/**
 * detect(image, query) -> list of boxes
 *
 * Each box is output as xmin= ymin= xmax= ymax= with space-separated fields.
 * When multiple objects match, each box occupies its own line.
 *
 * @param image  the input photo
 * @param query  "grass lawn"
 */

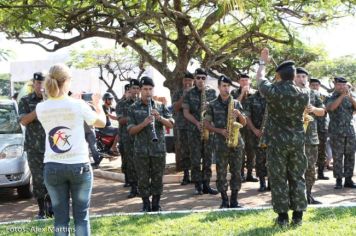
xmin=0 ymin=207 xmax=355 ymax=236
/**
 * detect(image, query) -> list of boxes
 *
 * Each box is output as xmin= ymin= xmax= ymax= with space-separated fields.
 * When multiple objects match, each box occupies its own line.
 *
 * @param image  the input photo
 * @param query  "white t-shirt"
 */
xmin=36 ymin=95 xmax=98 ymax=164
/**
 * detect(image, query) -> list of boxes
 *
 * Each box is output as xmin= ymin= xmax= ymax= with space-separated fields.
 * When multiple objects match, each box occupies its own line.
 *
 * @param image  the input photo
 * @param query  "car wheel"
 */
xmin=17 ymin=180 xmax=33 ymax=199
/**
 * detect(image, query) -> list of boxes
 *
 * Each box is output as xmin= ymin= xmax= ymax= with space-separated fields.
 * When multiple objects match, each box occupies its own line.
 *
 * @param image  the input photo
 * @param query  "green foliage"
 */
xmin=1 ymin=0 xmax=356 ymax=89
xmin=0 ymin=73 xmax=10 ymax=97
xmin=306 ymin=55 xmax=356 ymax=85
xmin=0 ymin=207 xmax=355 ymax=235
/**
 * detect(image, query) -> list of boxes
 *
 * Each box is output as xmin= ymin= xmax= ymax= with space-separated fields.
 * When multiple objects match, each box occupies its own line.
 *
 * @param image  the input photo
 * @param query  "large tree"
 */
xmin=0 ymin=0 xmax=355 ymax=91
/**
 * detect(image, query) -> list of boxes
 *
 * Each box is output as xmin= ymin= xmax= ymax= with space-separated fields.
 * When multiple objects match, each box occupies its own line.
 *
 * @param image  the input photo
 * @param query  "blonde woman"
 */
xmin=36 ymin=64 xmax=105 ymax=236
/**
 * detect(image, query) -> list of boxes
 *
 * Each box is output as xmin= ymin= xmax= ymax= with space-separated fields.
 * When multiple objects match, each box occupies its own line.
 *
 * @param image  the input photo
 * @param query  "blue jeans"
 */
xmin=44 ymin=162 xmax=93 ymax=236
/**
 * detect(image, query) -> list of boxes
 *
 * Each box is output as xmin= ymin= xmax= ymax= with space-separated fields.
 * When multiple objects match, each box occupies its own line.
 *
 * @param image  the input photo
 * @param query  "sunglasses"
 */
xmin=196 ymin=76 xmax=206 ymax=80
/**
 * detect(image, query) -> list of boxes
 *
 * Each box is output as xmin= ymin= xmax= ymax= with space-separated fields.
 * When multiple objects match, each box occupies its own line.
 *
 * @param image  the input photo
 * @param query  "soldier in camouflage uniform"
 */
xmin=325 ymin=77 xmax=356 ymax=189
xmin=257 ymin=49 xmax=309 ymax=226
xmin=205 ymin=75 xmax=246 ymax=208
xmin=117 ymin=80 xmax=140 ymax=198
xmin=231 ymin=74 xmax=258 ymax=182
xmin=309 ymin=78 xmax=330 ymax=180
xmin=127 ymin=77 xmax=174 ymax=212
xmin=117 ymin=84 xmax=131 ymax=186
xmin=245 ymin=90 xmax=268 ymax=191
xmin=18 ymin=72 xmax=52 ymax=219
xmin=295 ymin=68 xmax=326 ymax=204
xmin=172 ymin=72 xmax=194 ymax=185
xmin=183 ymin=68 xmax=218 ymax=195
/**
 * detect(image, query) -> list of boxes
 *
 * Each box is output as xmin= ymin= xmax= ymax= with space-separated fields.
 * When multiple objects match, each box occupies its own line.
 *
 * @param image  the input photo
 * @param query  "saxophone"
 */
xmin=200 ymin=86 xmax=209 ymax=141
xmin=303 ymin=108 xmax=314 ymax=133
xmin=226 ymin=96 xmax=243 ymax=148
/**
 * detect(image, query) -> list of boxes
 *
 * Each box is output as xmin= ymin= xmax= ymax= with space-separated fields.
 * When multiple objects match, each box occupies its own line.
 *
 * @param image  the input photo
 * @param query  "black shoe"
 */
xmin=276 ymin=213 xmax=289 ymax=227
xmin=181 ymin=170 xmax=191 ymax=185
xmin=151 ymin=195 xmax=162 ymax=212
xmin=229 ymin=190 xmax=241 ymax=208
xmin=141 ymin=197 xmax=151 ymax=212
xmin=220 ymin=191 xmax=229 ymax=208
xmin=202 ymin=181 xmax=218 ymax=195
xmin=128 ymin=183 xmax=138 ymax=198
xmin=344 ymin=177 xmax=356 ymax=188
xmin=291 ymin=211 xmax=303 ymax=226
xmin=335 ymin=178 xmax=343 ymax=189
xmin=307 ymin=193 xmax=322 ymax=205
xmin=246 ymin=172 xmax=258 ymax=182
xmin=258 ymin=177 xmax=267 ymax=192
xmin=317 ymin=167 xmax=329 ymax=180
xmin=194 ymin=182 xmax=203 ymax=195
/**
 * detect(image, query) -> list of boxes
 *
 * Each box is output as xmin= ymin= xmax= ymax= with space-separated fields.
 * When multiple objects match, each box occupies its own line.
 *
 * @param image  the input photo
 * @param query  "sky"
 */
xmin=0 ymin=16 xmax=356 ymax=74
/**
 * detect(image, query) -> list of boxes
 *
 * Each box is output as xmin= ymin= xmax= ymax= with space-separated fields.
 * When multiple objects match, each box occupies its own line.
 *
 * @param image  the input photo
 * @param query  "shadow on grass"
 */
xmin=198 ymin=209 xmax=267 ymax=223
xmin=308 ymin=206 xmax=356 ymax=222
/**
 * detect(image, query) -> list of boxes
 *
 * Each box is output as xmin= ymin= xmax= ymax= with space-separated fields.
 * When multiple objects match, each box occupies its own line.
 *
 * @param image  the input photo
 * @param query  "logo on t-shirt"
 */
xmin=48 ymin=126 xmax=72 ymax=153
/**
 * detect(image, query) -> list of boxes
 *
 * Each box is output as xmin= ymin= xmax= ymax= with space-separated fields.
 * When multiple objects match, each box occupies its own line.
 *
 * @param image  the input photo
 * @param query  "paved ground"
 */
xmin=0 ymin=154 xmax=355 ymax=223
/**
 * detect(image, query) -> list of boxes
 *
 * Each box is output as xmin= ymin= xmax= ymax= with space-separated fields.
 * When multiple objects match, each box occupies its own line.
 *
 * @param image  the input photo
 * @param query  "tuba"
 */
xmin=226 ymin=96 xmax=243 ymax=148
xmin=147 ymin=97 xmax=158 ymax=142
xmin=200 ymin=86 xmax=210 ymax=141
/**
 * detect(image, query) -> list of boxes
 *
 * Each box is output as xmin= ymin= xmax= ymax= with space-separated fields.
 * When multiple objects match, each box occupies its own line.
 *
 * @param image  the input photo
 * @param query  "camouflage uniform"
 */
xmin=127 ymin=99 xmax=173 ymax=198
xmin=244 ymin=91 xmax=267 ymax=178
xmin=18 ymin=92 xmax=47 ymax=199
xmin=117 ymin=97 xmax=138 ymax=184
xmin=231 ymin=88 xmax=256 ymax=177
xmin=325 ymin=92 xmax=356 ymax=179
xmin=259 ymin=79 xmax=309 ymax=214
xmin=316 ymin=93 xmax=328 ymax=170
xmin=205 ymin=96 xmax=245 ymax=192
xmin=304 ymin=90 xmax=324 ymax=193
xmin=182 ymin=86 xmax=217 ymax=184
xmin=172 ymin=89 xmax=190 ymax=171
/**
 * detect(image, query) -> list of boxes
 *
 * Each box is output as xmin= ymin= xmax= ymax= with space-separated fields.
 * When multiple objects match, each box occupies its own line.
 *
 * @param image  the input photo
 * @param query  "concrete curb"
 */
xmin=94 ymin=169 xmax=226 ymax=183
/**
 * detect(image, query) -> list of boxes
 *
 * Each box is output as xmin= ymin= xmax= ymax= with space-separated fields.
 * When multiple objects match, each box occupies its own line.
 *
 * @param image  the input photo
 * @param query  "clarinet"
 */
xmin=147 ymin=97 xmax=158 ymax=142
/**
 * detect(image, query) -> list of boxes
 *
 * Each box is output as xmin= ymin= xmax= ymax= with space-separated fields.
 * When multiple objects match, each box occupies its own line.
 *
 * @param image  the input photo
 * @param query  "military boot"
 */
xmin=127 ymin=182 xmax=138 ymax=198
xmin=307 ymin=189 xmax=322 ymax=205
xmin=291 ymin=211 xmax=303 ymax=226
xmin=276 ymin=212 xmax=289 ymax=227
xmin=36 ymin=198 xmax=46 ymax=219
xmin=220 ymin=191 xmax=229 ymax=209
xmin=317 ymin=166 xmax=329 ymax=180
xmin=245 ymin=170 xmax=258 ymax=182
xmin=141 ymin=197 xmax=151 ymax=212
xmin=334 ymin=178 xmax=343 ymax=189
xmin=151 ymin=195 xmax=162 ymax=212
xmin=181 ymin=170 xmax=191 ymax=185
xmin=44 ymin=194 xmax=54 ymax=218
xmin=258 ymin=177 xmax=267 ymax=192
xmin=194 ymin=182 xmax=203 ymax=195
xmin=344 ymin=177 xmax=356 ymax=188
xmin=229 ymin=190 xmax=241 ymax=208
xmin=202 ymin=181 xmax=218 ymax=195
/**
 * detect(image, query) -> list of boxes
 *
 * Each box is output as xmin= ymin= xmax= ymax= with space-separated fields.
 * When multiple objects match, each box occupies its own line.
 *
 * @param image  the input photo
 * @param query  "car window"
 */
xmin=0 ymin=104 xmax=22 ymax=134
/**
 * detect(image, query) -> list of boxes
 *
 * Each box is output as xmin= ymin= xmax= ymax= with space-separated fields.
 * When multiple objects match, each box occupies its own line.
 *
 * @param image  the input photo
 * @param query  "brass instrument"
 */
xmin=226 ymin=96 xmax=243 ymax=148
xmin=147 ymin=97 xmax=158 ymax=142
xmin=258 ymin=106 xmax=268 ymax=149
xmin=303 ymin=108 xmax=314 ymax=133
xmin=200 ymin=86 xmax=209 ymax=141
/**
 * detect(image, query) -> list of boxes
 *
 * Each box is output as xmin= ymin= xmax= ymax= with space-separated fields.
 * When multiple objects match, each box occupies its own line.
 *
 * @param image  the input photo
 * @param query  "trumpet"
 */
xmin=147 ymin=97 xmax=158 ymax=142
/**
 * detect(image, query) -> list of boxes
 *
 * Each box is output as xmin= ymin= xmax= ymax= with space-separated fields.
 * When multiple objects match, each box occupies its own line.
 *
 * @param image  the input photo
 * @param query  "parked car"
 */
xmin=0 ymin=100 xmax=32 ymax=198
